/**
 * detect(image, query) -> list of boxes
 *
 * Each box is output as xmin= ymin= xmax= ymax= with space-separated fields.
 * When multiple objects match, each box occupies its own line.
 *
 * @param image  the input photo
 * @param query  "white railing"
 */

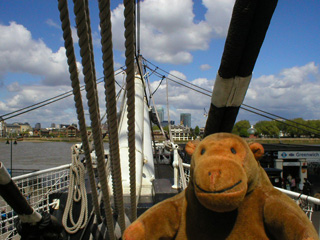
xmin=179 ymin=163 xmax=320 ymax=221
xmin=0 ymin=164 xmax=71 ymax=240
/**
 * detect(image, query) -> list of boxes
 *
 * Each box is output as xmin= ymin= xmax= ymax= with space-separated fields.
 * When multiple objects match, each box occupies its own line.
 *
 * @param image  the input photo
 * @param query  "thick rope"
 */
xmin=62 ymin=146 xmax=88 ymax=234
xmin=57 ymin=0 xmax=101 ymax=223
xmin=98 ymin=0 xmax=126 ymax=233
xmin=124 ymin=0 xmax=137 ymax=221
xmin=72 ymin=0 xmax=115 ymax=239
xmin=84 ymin=0 xmax=99 ymax=113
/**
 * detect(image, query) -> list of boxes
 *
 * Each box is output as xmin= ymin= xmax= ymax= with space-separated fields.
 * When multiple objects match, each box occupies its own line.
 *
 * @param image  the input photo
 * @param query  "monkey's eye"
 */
xmin=231 ymin=148 xmax=236 ymax=154
xmin=200 ymin=148 xmax=206 ymax=155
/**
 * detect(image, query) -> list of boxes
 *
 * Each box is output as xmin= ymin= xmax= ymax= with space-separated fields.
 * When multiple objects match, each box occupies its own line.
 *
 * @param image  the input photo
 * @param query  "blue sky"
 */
xmin=0 ymin=0 xmax=319 ymax=128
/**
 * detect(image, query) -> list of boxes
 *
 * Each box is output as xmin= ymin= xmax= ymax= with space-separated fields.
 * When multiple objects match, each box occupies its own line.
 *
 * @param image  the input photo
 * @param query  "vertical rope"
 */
xmin=57 ymin=0 xmax=101 ymax=223
xmin=98 ymin=2 xmax=118 ymax=216
xmin=98 ymin=0 xmax=126 ymax=233
xmin=124 ymin=0 xmax=137 ymax=221
xmin=72 ymin=0 xmax=115 ymax=239
xmin=84 ymin=0 xmax=99 ymax=103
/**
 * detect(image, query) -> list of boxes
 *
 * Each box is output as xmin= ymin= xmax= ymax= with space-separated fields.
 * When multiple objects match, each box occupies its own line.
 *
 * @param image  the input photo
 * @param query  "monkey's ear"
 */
xmin=249 ymin=142 xmax=264 ymax=160
xmin=185 ymin=140 xmax=200 ymax=156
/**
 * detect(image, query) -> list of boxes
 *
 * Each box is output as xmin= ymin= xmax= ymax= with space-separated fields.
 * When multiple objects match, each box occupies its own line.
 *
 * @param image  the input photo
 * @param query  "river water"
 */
xmin=0 ymin=141 xmax=76 ymax=173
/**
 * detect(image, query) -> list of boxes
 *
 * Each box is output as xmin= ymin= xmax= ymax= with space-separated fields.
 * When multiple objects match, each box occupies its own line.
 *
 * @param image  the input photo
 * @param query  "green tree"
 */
xmin=255 ymin=121 xmax=279 ymax=137
xmin=163 ymin=125 xmax=169 ymax=132
xmin=285 ymin=118 xmax=306 ymax=137
xmin=194 ymin=126 xmax=200 ymax=136
xmin=307 ymin=120 xmax=320 ymax=137
xmin=232 ymin=120 xmax=251 ymax=137
xmin=152 ymin=125 xmax=160 ymax=130
xmin=275 ymin=120 xmax=287 ymax=135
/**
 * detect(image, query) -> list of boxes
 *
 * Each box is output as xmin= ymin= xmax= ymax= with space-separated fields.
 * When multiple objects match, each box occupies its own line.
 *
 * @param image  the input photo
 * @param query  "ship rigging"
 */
xmin=0 ymin=0 xmax=320 ymax=239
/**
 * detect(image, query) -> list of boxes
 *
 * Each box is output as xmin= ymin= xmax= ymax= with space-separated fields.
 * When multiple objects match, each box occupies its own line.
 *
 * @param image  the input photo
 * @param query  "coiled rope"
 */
xmin=58 ymin=0 xmax=101 ymax=223
xmin=72 ymin=0 xmax=115 ymax=239
xmin=98 ymin=0 xmax=126 ymax=233
xmin=124 ymin=0 xmax=137 ymax=222
xmin=62 ymin=146 xmax=88 ymax=234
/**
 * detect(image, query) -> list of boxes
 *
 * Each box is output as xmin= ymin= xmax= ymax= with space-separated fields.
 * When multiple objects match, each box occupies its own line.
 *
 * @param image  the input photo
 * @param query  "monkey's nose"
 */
xmin=208 ymin=170 xmax=221 ymax=186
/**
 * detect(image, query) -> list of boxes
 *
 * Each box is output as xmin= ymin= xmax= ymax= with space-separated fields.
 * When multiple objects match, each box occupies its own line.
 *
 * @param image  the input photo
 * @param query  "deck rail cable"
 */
xmin=166 ymin=78 xmax=173 ymax=141
xmin=144 ymin=64 xmax=320 ymax=137
xmin=0 ymin=69 xmax=125 ymax=121
xmin=143 ymin=60 xmax=320 ymax=134
xmin=145 ymin=73 xmax=167 ymax=139
xmin=58 ymin=0 xmax=101 ymax=227
xmin=98 ymin=0 xmax=126 ymax=233
xmin=72 ymin=0 xmax=115 ymax=239
xmin=0 ymin=90 xmax=77 ymax=120
xmin=124 ymin=0 xmax=137 ymax=222
xmin=162 ymin=72 xmax=320 ymax=137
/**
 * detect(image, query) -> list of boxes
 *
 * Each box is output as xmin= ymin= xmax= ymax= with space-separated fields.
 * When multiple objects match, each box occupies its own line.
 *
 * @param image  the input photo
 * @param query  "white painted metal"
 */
xmin=0 ymin=162 xmax=12 ymax=185
xmin=275 ymin=187 xmax=320 ymax=205
xmin=117 ymin=74 xmax=155 ymax=203
xmin=172 ymin=144 xmax=180 ymax=189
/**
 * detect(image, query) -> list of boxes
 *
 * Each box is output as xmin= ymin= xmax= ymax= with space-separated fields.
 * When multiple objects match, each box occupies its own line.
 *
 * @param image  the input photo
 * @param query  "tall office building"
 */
xmin=35 ymin=123 xmax=41 ymax=130
xmin=156 ymin=107 xmax=164 ymax=123
xmin=180 ymin=113 xmax=191 ymax=127
xmin=0 ymin=120 xmax=5 ymax=137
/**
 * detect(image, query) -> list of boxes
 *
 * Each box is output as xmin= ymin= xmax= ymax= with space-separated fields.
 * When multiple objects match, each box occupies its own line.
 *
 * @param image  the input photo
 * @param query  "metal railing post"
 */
xmin=172 ymin=143 xmax=179 ymax=189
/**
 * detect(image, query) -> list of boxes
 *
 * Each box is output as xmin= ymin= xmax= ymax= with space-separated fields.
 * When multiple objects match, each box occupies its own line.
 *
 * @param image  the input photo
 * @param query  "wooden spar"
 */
xmin=204 ymin=0 xmax=278 ymax=136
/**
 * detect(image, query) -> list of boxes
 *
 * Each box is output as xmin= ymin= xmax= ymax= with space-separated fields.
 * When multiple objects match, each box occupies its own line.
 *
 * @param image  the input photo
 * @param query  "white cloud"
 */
xmin=148 ymin=63 xmax=320 ymax=127
xmin=46 ymin=19 xmax=60 ymax=29
xmin=0 ymin=83 xmax=78 ymax=126
xmin=200 ymin=64 xmax=212 ymax=71
xmin=71 ymin=26 xmax=79 ymax=44
xmin=149 ymin=70 xmax=214 ymax=127
xmin=0 ymin=22 xmax=71 ymax=86
xmin=109 ymin=0 xmax=235 ymax=65
xmin=7 ymin=82 xmax=21 ymax=92
xmin=243 ymin=62 xmax=320 ymax=122
xmin=111 ymin=0 xmax=214 ymax=64
xmin=0 ymin=21 xmax=123 ymax=127
xmin=203 ymin=0 xmax=235 ymax=37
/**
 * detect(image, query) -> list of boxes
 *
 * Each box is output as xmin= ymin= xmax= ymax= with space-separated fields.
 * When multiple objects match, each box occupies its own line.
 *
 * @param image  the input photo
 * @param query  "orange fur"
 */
xmin=123 ymin=133 xmax=318 ymax=240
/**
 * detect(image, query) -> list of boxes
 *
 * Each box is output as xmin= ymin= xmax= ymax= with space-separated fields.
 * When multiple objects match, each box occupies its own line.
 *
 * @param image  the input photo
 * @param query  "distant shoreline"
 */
xmin=1 ymin=137 xmax=320 ymax=145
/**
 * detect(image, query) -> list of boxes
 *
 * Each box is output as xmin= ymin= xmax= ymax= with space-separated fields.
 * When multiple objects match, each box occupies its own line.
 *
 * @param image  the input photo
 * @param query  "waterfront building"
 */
xmin=171 ymin=125 xmax=192 ymax=141
xmin=199 ymin=127 xmax=205 ymax=137
xmin=180 ymin=113 xmax=191 ymax=128
xmin=5 ymin=122 xmax=32 ymax=136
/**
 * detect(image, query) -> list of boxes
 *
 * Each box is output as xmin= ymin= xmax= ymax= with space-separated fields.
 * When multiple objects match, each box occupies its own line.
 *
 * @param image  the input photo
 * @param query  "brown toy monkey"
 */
xmin=123 ymin=133 xmax=318 ymax=240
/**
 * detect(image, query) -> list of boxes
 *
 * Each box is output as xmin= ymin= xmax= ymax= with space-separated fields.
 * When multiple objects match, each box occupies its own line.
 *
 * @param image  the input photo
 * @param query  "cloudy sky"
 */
xmin=0 ymin=0 xmax=319 ymax=129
